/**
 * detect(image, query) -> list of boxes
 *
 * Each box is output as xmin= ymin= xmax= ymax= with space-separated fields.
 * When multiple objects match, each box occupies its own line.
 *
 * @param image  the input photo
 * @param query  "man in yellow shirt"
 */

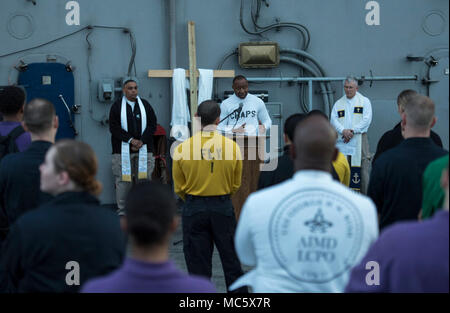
xmin=172 ymin=100 xmax=247 ymax=293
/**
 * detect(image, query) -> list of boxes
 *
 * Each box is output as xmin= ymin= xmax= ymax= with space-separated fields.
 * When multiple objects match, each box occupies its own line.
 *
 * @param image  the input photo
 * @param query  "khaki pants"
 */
xmin=112 ymin=153 xmax=155 ymax=214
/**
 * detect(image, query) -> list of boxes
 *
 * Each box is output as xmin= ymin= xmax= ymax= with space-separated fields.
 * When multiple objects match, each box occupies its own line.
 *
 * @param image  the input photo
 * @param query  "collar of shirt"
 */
xmin=293 ymin=170 xmax=333 ymax=182
xmin=232 ymin=93 xmax=248 ymax=103
xmin=123 ymin=257 xmax=178 ymax=277
xmin=345 ymin=95 xmax=357 ymax=106
xmin=401 ymin=137 xmax=435 ymax=147
xmin=200 ymin=130 xmax=218 ymax=138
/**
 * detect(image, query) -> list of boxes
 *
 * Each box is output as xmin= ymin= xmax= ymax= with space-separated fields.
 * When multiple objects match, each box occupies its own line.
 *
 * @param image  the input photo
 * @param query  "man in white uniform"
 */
xmin=217 ymin=75 xmax=272 ymax=136
xmin=230 ymin=114 xmax=378 ymax=293
xmin=330 ymin=76 xmax=372 ymax=194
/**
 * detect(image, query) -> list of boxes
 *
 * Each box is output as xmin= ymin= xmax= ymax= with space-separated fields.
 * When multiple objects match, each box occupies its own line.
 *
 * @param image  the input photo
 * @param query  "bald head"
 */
xmin=292 ymin=115 xmax=337 ymax=172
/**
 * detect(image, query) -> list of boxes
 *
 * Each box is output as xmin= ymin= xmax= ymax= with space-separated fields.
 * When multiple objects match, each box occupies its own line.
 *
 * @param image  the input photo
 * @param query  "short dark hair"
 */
xmin=233 ymin=75 xmax=247 ymax=84
xmin=0 ymin=86 xmax=26 ymax=115
xmin=197 ymin=100 xmax=221 ymax=126
xmin=284 ymin=113 xmax=306 ymax=142
xmin=122 ymin=77 xmax=139 ymax=87
xmin=125 ymin=182 xmax=177 ymax=246
xmin=24 ymin=98 xmax=55 ymax=134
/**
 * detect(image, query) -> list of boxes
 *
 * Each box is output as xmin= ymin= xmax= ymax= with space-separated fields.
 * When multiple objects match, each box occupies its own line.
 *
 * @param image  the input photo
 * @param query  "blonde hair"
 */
xmin=404 ymin=94 xmax=435 ymax=131
xmin=397 ymin=89 xmax=417 ymax=113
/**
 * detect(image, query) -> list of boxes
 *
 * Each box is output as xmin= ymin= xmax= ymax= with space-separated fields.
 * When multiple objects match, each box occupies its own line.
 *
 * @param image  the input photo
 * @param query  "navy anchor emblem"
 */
xmin=352 ymin=172 xmax=360 ymax=184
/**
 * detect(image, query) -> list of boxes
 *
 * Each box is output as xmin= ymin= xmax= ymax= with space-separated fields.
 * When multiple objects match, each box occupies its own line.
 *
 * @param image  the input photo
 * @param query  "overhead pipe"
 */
xmin=280 ymin=47 xmax=334 ymax=107
xmin=246 ymin=76 xmax=418 ymax=82
xmin=279 ymin=56 xmax=330 ymax=115
xmin=247 ymin=74 xmax=418 ymax=114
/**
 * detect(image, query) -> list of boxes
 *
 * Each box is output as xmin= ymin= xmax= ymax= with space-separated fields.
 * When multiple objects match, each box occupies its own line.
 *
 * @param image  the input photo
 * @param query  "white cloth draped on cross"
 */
xmin=170 ymin=68 xmax=214 ymax=141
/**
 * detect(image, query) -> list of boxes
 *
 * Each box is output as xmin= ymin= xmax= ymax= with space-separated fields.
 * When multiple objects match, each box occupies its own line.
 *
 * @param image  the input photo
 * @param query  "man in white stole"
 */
xmin=331 ymin=76 xmax=372 ymax=194
xmin=109 ymin=77 xmax=157 ymax=215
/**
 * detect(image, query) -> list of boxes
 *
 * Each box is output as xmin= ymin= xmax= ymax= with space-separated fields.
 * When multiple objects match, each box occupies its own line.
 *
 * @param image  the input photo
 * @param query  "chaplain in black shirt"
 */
xmin=373 ymin=89 xmax=443 ymax=164
xmin=368 ymin=93 xmax=448 ymax=230
xmin=109 ymin=77 xmax=157 ymax=216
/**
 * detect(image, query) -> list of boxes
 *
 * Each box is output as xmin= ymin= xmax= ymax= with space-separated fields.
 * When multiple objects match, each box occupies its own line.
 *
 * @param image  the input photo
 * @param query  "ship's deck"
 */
xmin=168 ymin=206 xmax=252 ymax=293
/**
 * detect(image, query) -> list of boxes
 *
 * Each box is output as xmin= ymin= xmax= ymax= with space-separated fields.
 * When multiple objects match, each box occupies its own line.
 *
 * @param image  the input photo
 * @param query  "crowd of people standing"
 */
xmin=0 ymin=74 xmax=447 ymax=293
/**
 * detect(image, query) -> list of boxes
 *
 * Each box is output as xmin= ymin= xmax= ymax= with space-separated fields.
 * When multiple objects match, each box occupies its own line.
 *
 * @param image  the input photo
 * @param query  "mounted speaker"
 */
xmin=239 ymin=42 xmax=279 ymax=69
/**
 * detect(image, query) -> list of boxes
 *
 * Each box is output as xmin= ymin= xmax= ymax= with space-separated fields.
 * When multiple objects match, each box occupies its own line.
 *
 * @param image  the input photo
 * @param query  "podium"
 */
xmin=226 ymin=134 xmax=266 ymax=220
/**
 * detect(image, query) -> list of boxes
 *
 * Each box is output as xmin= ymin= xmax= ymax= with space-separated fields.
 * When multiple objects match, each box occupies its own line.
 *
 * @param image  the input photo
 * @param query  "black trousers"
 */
xmin=182 ymin=195 xmax=247 ymax=293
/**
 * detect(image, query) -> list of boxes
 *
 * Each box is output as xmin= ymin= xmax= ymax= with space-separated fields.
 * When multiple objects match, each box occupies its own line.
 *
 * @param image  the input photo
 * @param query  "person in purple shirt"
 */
xmin=346 ymin=165 xmax=449 ymax=293
xmin=81 ymin=181 xmax=216 ymax=293
xmin=0 ymin=86 xmax=32 ymax=152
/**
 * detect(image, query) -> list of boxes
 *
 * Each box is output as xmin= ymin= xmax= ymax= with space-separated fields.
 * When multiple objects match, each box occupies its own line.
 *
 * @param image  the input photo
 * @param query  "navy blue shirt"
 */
xmin=0 ymin=192 xmax=125 ymax=293
xmin=373 ymin=122 xmax=443 ymax=164
xmin=258 ymin=145 xmax=294 ymax=190
xmin=368 ymin=137 xmax=448 ymax=230
xmin=0 ymin=141 xmax=53 ymax=234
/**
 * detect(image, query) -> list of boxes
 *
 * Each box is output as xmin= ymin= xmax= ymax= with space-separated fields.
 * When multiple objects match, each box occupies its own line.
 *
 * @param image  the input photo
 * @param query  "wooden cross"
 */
xmin=148 ymin=21 xmax=235 ymax=133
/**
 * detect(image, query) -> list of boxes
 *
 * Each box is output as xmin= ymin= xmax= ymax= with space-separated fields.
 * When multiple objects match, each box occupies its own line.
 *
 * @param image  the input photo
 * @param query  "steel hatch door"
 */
xmin=18 ymin=62 xmax=76 ymax=140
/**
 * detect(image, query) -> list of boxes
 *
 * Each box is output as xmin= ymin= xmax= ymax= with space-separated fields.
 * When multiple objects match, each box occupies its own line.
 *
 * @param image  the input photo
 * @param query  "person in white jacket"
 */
xmin=230 ymin=114 xmax=378 ymax=293
xmin=330 ymin=76 xmax=372 ymax=194
xmin=217 ymin=75 xmax=271 ymax=136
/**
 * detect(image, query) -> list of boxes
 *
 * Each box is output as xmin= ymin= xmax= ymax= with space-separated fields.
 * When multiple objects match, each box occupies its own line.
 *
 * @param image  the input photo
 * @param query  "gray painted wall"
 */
xmin=1 ymin=0 xmax=448 ymax=204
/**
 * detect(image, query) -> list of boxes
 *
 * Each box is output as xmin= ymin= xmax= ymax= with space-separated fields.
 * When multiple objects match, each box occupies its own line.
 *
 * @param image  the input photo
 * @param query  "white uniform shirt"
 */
xmin=330 ymin=92 xmax=372 ymax=134
xmin=217 ymin=93 xmax=272 ymax=136
xmin=231 ymin=170 xmax=378 ymax=293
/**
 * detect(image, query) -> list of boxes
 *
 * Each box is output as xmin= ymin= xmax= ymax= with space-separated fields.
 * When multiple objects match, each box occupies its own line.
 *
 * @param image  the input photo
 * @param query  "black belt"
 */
xmin=186 ymin=194 xmax=230 ymax=201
